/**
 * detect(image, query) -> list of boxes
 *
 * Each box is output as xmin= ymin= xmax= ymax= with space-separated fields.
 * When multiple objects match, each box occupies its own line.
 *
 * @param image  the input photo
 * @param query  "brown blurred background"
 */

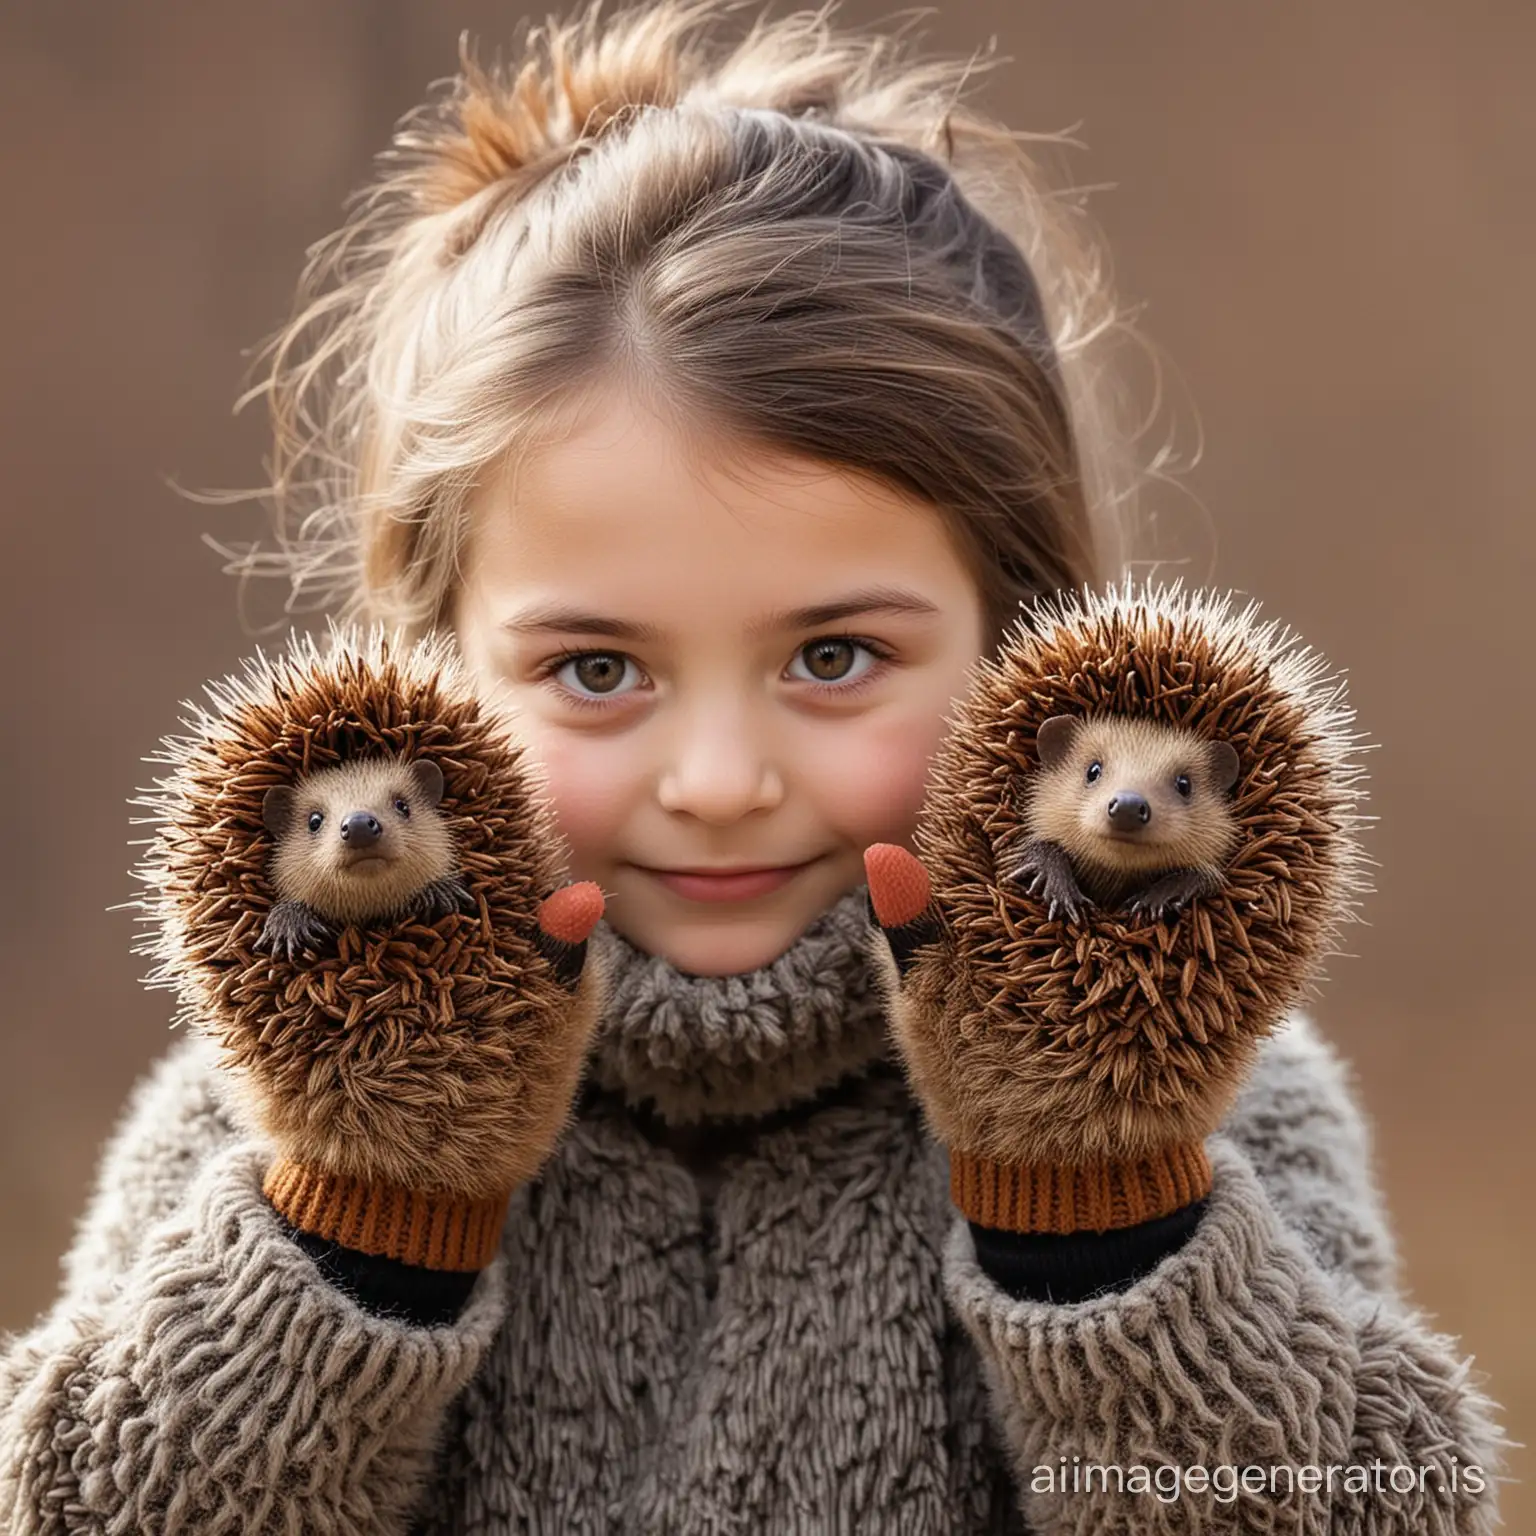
xmin=1 ymin=0 xmax=1530 ymax=1519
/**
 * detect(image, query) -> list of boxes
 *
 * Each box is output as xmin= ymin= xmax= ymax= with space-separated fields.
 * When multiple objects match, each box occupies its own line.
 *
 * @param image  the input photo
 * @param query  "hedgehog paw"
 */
xmin=1125 ymin=891 xmax=1183 ymax=924
xmin=1045 ymin=887 xmax=1094 ymax=924
xmin=1124 ymin=870 xmax=1212 ymax=924
xmin=255 ymin=900 xmax=334 ymax=961
xmin=1006 ymin=839 xmax=1092 ymax=924
xmin=415 ymin=874 xmax=477 ymax=923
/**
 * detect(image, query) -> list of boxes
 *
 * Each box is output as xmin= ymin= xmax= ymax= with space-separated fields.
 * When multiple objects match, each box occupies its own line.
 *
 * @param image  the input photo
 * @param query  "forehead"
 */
xmin=1078 ymin=718 xmax=1203 ymax=764
xmin=303 ymin=760 xmax=400 ymax=797
xmin=467 ymin=390 xmax=976 ymax=618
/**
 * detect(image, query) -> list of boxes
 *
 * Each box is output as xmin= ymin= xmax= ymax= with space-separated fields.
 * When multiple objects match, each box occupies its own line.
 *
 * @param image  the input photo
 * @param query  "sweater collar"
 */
xmin=580 ymin=883 xmax=892 ymax=1124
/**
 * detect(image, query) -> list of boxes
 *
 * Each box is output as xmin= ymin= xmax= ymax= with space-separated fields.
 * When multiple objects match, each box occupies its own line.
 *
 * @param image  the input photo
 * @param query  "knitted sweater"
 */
xmin=0 ymin=887 xmax=1507 ymax=1533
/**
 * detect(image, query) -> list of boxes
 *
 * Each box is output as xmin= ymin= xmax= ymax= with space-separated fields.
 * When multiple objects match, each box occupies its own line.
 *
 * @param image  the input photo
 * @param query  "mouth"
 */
xmin=632 ymin=857 xmax=822 ymax=904
xmin=1096 ymin=831 xmax=1169 ymax=861
xmin=340 ymin=854 xmax=391 ymax=874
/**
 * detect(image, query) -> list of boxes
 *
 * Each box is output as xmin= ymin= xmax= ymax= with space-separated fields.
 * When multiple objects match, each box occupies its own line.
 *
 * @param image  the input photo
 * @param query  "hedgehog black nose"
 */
xmin=1106 ymin=792 xmax=1151 ymax=831
xmin=340 ymin=812 xmax=383 ymax=848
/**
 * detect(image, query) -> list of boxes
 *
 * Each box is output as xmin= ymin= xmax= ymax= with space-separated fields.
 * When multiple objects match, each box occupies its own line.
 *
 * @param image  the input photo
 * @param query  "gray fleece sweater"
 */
xmin=0 ymin=886 xmax=1509 ymax=1533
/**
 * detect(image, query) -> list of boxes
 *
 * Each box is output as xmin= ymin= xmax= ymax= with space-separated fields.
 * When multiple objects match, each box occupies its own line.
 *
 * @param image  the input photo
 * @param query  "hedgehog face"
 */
xmin=262 ymin=756 xmax=457 ymax=925
xmin=1023 ymin=714 xmax=1241 ymax=885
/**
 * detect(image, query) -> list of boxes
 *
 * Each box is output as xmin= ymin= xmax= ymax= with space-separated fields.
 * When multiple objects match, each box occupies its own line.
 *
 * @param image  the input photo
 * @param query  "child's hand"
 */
xmin=243 ymin=875 xmax=607 ymax=1202
xmin=864 ymin=841 xmax=1243 ymax=1230
xmin=134 ymin=627 xmax=612 ymax=1268
xmin=859 ymin=580 xmax=1369 ymax=1234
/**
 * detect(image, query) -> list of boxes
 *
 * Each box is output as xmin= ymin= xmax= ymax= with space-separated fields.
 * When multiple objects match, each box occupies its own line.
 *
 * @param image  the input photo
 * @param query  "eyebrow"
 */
xmin=498 ymin=585 xmax=943 ymax=642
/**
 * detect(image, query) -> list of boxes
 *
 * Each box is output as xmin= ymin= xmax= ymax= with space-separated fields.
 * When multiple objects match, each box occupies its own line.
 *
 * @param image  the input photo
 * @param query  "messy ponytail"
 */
xmin=233 ymin=0 xmax=1158 ymax=651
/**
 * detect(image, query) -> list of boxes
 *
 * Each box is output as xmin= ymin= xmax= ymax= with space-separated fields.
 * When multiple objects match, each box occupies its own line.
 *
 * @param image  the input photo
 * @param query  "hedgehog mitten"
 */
xmin=134 ymin=626 xmax=610 ymax=1289
xmin=864 ymin=581 xmax=1368 ymax=1297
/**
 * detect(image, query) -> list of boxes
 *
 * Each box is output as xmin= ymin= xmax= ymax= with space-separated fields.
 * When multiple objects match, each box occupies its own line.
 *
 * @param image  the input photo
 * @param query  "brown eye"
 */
xmin=788 ymin=637 xmax=889 ymax=692
xmin=1174 ymin=773 xmax=1192 ymax=798
xmin=564 ymin=653 xmax=632 ymax=696
xmin=799 ymin=638 xmax=857 ymax=681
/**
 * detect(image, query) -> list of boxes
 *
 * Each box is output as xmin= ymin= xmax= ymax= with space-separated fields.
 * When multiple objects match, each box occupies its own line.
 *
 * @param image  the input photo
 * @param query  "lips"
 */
xmin=657 ymin=865 xmax=794 ymax=876
xmin=637 ymin=859 xmax=819 ymax=904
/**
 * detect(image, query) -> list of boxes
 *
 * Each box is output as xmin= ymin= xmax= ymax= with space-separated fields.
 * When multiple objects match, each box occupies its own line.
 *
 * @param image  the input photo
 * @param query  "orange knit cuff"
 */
xmin=949 ymin=1140 xmax=1212 ymax=1234
xmin=263 ymin=1157 xmax=512 ymax=1271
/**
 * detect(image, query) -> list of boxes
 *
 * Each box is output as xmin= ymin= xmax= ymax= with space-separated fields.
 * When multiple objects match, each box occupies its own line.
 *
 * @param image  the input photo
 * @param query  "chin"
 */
xmin=627 ymin=915 xmax=803 ymax=977
xmin=594 ymin=858 xmax=866 ymax=976
xmin=605 ymin=887 xmax=827 ymax=979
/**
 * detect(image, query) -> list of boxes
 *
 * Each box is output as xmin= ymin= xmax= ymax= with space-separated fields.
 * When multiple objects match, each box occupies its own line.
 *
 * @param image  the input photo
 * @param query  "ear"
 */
xmin=409 ymin=757 xmax=445 ymax=807
xmin=1207 ymin=740 xmax=1242 ymax=793
xmin=1035 ymin=715 xmax=1080 ymax=771
xmin=262 ymin=786 xmax=294 ymax=837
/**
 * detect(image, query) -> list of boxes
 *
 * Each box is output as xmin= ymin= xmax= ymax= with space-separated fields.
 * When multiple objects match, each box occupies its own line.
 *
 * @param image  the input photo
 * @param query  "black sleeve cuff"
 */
xmin=968 ymin=1198 xmax=1208 ymax=1303
xmin=277 ymin=1217 xmax=480 ymax=1327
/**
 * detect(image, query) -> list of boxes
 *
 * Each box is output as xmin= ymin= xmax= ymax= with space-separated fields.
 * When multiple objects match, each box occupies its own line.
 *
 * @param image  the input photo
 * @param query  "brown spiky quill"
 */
xmin=870 ymin=579 xmax=1372 ymax=1216
xmin=129 ymin=625 xmax=606 ymax=1216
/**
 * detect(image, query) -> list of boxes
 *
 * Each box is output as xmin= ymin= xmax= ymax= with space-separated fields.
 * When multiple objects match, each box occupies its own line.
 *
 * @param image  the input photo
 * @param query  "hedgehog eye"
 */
xmin=1085 ymin=761 xmax=1102 ymax=784
xmin=393 ymin=796 xmax=411 ymax=818
xmin=1174 ymin=773 xmax=1192 ymax=798
xmin=307 ymin=810 xmax=324 ymax=833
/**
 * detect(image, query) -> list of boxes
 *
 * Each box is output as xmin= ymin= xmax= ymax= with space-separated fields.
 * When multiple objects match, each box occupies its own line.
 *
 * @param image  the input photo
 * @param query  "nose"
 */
xmin=655 ymin=705 xmax=784 ymax=824
xmin=1106 ymin=792 xmax=1151 ymax=832
xmin=340 ymin=811 xmax=383 ymax=848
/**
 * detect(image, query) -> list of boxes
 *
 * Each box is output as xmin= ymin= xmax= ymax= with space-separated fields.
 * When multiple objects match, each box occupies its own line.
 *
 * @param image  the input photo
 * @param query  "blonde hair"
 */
xmin=230 ymin=0 xmax=1166 ymax=651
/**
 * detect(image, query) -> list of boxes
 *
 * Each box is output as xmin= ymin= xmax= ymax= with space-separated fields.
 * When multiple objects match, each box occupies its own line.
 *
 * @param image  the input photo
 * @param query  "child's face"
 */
xmin=453 ymin=387 xmax=987 ymax=976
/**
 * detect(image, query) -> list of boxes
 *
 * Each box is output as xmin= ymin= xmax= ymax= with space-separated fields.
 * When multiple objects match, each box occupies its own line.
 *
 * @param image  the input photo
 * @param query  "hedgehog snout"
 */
xmin=1105 ymin=792 xmax=1151 ymax=832
xmin=339 ymin=811 xmax=384 ymax=849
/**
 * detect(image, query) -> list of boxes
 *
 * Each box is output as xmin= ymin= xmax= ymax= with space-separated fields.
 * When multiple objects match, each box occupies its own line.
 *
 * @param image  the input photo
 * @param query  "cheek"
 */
xmin=798 ymin=710 xmax=953 ymax=847
xmin=506 ymin=727 xmax=636 ymax=866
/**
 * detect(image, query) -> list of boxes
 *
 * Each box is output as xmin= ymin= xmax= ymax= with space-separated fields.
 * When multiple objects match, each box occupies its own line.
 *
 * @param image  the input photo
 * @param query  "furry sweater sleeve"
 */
xmin=0 ymin=1032 xmax=509 ymax=1535
xmin=941 ymin=1012 xmax=1510 ymax=1534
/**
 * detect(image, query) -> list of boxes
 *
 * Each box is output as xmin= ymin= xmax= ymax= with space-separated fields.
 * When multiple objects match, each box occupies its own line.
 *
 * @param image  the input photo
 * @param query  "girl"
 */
xmin=0 ymin=2 xmax=1505 ymax=1531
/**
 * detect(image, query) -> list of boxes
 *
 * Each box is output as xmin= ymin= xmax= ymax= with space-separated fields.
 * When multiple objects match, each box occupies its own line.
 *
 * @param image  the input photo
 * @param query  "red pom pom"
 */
xmin=537 ymin=881 xmax=605 ymax=944
xmin=863 ymin=844 xmax=931 ymax=928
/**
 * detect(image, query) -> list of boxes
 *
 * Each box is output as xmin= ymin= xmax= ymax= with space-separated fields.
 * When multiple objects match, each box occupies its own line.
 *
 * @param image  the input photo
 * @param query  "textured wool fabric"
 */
xmin=580 ymin=884 xmax=893 ymax=1124
xmin=0 ymin=889 xmax=1509 ymax=1533
xmin=948 ymin=1140 xmax=1213 ymax=1232
xmin=261 ymin=1156 xmax=513 ymax=1269
xmin=967 ymin=1201 xmax=1211 ymax=1304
